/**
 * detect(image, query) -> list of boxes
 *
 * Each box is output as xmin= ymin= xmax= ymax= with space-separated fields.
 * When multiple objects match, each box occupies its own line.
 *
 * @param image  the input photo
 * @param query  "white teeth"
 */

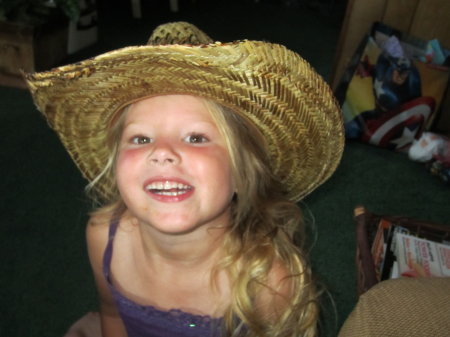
xmin=145 ymin=181 xmax=192 ymax=192
xmin=156 ymin=191 xmax=186 ymax=196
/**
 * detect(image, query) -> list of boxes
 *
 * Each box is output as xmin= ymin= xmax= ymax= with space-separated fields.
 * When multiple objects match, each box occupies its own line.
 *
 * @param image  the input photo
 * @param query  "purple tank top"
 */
xmin=103 ymin=217 xmax=223 ymax=337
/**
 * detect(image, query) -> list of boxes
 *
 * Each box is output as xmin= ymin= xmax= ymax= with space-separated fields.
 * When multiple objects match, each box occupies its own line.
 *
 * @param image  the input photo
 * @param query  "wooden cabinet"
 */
xmin=331 ymin=0 xmax=450 ymax=133
xmin=0 ymin=21 xmax=68 ymax=88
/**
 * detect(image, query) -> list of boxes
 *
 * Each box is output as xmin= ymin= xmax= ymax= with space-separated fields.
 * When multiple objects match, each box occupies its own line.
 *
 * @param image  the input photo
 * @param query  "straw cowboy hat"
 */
xmin=25 ymin=21 xmax=344 ymax=202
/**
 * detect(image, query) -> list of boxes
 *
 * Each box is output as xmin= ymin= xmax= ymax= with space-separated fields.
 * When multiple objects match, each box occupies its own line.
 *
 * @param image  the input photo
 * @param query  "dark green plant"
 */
xmin=0 ymin=0 xmax=80 ymax=25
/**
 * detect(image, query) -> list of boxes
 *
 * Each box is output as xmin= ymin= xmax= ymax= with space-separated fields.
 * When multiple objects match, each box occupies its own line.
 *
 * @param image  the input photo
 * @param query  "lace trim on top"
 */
xmin=110 ymin=283 xmax=222 ymax=329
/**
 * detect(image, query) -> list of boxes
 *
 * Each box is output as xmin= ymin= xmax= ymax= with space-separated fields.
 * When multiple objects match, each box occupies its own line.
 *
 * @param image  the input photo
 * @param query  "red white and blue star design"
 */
xmin=361 ymin=97 xmax=435 ymax=150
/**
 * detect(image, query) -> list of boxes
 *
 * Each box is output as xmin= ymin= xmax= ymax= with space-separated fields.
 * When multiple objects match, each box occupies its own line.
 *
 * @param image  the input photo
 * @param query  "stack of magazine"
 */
xmin=371 ymin=219 xmax=450 ymax=280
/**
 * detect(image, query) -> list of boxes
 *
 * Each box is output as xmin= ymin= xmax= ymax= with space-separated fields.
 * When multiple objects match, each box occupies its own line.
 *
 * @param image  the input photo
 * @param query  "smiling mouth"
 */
xmin=145 ymin=181 xmax=193 ymax=196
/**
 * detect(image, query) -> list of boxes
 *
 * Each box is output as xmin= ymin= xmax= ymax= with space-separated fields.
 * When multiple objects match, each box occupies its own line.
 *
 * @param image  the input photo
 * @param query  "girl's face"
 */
xmin=116 ymin=95 xmax=235 ymax=235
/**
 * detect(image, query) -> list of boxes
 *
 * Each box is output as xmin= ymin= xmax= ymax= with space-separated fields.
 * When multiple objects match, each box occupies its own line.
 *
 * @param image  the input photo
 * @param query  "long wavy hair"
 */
xmin=87 ymin=96 xmax=319 ymax=337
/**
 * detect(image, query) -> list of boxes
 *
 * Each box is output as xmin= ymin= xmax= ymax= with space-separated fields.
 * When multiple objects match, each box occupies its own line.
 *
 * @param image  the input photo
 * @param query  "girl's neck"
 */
xmin=113 ymin=212 xmax=232 ymax=317
xmin=127 ymin=214 xmax=228 ymax=271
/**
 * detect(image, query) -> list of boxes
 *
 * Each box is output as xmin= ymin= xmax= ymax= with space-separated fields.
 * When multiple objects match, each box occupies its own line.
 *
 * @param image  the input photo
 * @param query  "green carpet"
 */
xmin=1 ymin=1 xmax=449 ymax=336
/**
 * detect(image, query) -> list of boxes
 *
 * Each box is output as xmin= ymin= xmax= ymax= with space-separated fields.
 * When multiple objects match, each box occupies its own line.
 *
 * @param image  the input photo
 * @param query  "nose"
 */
xmin=147 ymin=140 xmax=180 ymax=166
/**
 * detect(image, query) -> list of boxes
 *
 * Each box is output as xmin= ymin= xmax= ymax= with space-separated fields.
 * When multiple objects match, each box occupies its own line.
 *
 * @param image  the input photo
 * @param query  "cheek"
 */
xmin=116 ymin=148 xmax=145 ymax=184
xmin=193 ymin=150 xmax=235 ymax=192
xmin=117 ymin=148 xmax=145 ymax=166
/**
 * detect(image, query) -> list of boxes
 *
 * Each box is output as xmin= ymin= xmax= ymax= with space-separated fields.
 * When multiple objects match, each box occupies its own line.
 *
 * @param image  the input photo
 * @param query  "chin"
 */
xmin=152 ymin=223 xmax=202 ymax=236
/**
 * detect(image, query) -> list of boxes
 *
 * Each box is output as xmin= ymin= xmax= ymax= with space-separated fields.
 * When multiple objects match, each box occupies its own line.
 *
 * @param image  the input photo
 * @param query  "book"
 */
xmin=371 ymin=220 xmax=411 ymax=280
xmin=371 ymin=219 xmax=392 ymax=280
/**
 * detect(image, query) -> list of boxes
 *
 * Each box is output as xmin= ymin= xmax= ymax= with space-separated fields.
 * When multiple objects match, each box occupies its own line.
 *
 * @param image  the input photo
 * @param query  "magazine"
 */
xmin=370 ymin=218 xmax=450 ymax=280
xmin=393 ymin=232 xmax=450 ymax=278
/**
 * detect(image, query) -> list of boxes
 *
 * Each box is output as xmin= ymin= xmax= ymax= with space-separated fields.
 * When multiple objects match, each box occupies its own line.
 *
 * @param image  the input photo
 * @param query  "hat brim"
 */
xmin=26 ymin=40 xmax=344 ymax=201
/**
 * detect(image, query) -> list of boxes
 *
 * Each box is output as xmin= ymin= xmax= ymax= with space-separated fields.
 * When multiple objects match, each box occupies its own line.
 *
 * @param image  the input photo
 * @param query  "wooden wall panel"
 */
xmin=410 ymin=0 xmax=450 ymax=48
xmin=330 ymin=0 xmax=386 ymax=89
xmin=382 ymin=0 xmax=419 ymax=33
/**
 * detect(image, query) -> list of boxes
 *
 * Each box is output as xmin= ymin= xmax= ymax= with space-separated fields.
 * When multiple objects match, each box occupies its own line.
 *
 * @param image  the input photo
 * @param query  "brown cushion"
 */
xmin=339 ymin=277 xmax=450 ymax=337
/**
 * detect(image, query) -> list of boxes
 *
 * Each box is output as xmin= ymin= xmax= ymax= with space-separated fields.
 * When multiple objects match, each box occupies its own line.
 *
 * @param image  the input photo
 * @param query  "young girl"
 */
xmin=26 ymin=22 xmax=344 ymax=337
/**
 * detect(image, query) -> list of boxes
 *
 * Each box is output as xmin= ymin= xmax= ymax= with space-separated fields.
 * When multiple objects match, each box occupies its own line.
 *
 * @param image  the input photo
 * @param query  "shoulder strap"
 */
xmin=102 ymin=214 xmax=120 ymax=282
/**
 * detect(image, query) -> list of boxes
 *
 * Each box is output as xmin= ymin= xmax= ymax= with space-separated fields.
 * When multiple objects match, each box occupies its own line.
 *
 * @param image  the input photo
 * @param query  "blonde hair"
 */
xmin=206 ymin=101 xmax=319 ymax=336
xmin=88 ymin=96 xmax=319 ymax=337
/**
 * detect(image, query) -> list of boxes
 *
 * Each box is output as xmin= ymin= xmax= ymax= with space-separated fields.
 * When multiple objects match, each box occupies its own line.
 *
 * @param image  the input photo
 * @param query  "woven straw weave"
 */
xmin=339 ymin=277 xmax=450 ymax=337
xmin=147 ymin=21 xmax=213 ymax=45
xmin=25 ymin=22 xmax=344 ymax=202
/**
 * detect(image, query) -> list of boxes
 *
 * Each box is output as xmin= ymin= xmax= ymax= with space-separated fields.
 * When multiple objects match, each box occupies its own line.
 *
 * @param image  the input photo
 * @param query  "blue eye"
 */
xmin=131 ymin=136 xmax=152 ymax=144
xmin=185 ymin=134 xmax=209 ymax=144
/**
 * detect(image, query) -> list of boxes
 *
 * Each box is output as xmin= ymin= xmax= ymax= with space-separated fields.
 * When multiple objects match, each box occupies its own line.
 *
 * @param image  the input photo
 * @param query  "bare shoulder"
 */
xmin=86 ymin=213 xmax=111 ymax=257
xmin=85 ymin=212 xmax=129 ymax=336
xmin=86 ymin=212 xmax=110 ymax=236
xmin=267 ymin=259 xmax=293 ymax=296
xmin=257 ymin=259 xmax=294 ymax=320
